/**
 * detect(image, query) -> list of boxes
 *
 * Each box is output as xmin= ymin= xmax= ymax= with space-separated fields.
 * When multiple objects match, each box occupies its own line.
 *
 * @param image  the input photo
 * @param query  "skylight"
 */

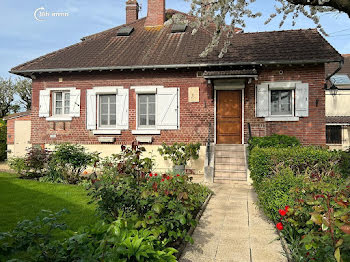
xmin=330 ymin=74 xmax=350 ymax=85
xmin=171 ymin=24 xmax=187 ymax=33
xmin=117 ymin=27 xmax=134 ymax=36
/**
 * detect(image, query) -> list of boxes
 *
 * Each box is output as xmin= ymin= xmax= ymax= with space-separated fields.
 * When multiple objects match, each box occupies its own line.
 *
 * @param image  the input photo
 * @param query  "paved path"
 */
xmin=180 ymin=182 xmax=287 ymax=262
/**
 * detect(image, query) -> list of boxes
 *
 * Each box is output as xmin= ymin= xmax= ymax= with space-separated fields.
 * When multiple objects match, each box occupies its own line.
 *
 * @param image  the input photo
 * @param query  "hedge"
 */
xmin=248 ymin=134 xmax=300 ymax=151
xmin=0 ymin=120 xmax=6 ymax=161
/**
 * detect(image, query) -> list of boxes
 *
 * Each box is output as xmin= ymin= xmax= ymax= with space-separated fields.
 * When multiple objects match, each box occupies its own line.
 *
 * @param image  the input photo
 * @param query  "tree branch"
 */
xmin=286 ymin=0 xmax=350 ymax=16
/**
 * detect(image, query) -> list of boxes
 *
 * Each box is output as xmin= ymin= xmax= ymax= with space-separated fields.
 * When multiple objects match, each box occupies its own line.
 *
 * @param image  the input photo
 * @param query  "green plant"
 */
xmin=338 ymin=149 xmax=350 ymax=178
xmin=48 ymin=143 xmax=97 ymax=184
xmin=256 ymin=167 xmax=304 ymax=221
xmin=0 ymin=120 xmax=6 ymax=161
xmin=248 ymin=134 xmax=300 ymax=151
xmin=158 ymin=142 xmax=201 ymax=166
xmin=8 ymin=157 xmax=28 ymax=175
xmin=248 ymin=146 xmax=341 ymax=185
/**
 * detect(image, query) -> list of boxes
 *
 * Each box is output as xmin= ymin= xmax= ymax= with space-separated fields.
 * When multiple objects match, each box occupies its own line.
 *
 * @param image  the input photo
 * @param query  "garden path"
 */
xmin=180 ymin=181 xmax=287 ymax=262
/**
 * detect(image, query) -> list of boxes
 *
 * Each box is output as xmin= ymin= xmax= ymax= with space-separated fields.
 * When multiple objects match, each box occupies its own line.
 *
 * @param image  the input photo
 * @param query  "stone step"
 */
xmin=215 ymin=145 xmax=245 ymax=152
xmin=215 ymin=170 xmax=247 ymax=179
xmin=215 ymin=164 xmax=246 ymax=171
xmin=214 ymin=177 xmax=247 ymax=183
xmin=215 ymin=157 xmax=246 ymax=165
xmin=215 ymin=150 xmax=245 ymax=158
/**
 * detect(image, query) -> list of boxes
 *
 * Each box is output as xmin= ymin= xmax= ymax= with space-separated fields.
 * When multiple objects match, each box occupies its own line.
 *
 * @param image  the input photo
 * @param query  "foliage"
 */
xmin=276 ymin=175 xmax=350 ymax=262
xmin=248 ymin=134 xmax=300 ymax=151
xmin=338 ymin=149 xmax=350 ymax=178
xmin=169 ymin=0 xmax=349 ymax=59
xmin=14 ymin=78 xmax=32 ymax=111
xmin=8 ymin=157 xmax=28 ymax=174
xmin=256 ymin=167 xmax=304 ymax=221
xmin=248 ymin=146 xmax=341 ymax=185
xmin=158 ymin=142 xmax=201 ymax=166
xmin=0 ymin=210 xmax=177 ymax=262
xmin=0 ymin=77 xmax=15 ymax=118
xmin=0 ymin=120 xmax=6 ymax=161
xmin=47 ymin=143 xmax=98 ymax=184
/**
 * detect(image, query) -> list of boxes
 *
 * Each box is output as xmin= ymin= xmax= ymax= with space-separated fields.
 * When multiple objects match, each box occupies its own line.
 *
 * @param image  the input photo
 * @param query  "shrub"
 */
xmin=248 ymin=134 xmax=300 ymax=151
xmin=0 ymin=120 xmax=6 ymax=161
xmin=256 ymin=167 xmax=304 ymax=221
xmin=338 ymin=149 xmax=350 ymax=178
xmin=0 ymin=209 xmax=177 ymax=262
xmin=158 ymin=142 xmax=201 ymax=166
xmin=48 ymin=143 xmax=97 ymax=184
xmin=8 ymin=157 xmax=28 ymax=175
xmin=248 ymin=146 xmax=341 ymax=185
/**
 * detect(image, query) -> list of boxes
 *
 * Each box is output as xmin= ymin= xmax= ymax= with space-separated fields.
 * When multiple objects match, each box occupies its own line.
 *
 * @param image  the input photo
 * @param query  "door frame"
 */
xmin=214 ymin=89 xmax=244 ymax=144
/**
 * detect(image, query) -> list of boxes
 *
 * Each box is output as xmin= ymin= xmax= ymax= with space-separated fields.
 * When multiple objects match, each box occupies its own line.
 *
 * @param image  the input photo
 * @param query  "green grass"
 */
xmin=0 ymin=172 xmax=98 ymax=232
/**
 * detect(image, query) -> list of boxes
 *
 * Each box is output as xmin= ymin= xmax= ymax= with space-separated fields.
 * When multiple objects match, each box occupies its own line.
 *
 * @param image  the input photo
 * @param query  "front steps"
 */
xmin=214 ymin=144 xmax=247 ymax=183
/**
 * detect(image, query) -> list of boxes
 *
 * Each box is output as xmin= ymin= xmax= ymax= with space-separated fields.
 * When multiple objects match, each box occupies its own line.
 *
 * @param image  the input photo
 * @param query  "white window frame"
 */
xmin=52 ymin=91 xmax=70 ymax=116
xmin=98 ymin=94 xmax=117 ymax=129
xmin=137 ymin=94 xmax=156 ymax=129
xmin=269 ymin=89 xmax=295 ymax=117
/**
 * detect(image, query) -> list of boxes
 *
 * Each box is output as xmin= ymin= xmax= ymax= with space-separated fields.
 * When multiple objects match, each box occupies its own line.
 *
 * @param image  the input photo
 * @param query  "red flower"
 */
xmin=279 ymin=209 xmax=287 ymax=216
xmin=176 ymin=174 xmax=180 ymax=177
xmin=285 ymin=206 xmax=290 ymax=212
xmin=161 ymin=178 xmax=165 ymax=182
xmin=276 ymin=222 xmax=284 ymax=231
xmin=149 ymin=173 xmax=153 ymax=177
xmin=166 ymin=176 xmax=170 ymax=180
xmin=154 ymin=173 xmax=158 ymax=176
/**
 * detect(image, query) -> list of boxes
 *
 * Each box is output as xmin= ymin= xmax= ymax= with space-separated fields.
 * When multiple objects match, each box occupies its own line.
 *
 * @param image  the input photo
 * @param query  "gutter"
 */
xmin=10 ymin=58 xmax=343 ymax=76
xmin=325 ymin=57 xmax=345 ymax=88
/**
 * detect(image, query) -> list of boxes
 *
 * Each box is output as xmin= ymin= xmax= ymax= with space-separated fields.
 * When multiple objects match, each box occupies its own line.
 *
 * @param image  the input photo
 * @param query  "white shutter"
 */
xmin=69 ymin=89 xmax=81 ymax=117
xmin=156 ymin=88 xmax=179 ymax=130
xmin=116 ymin=89 xmax=129 ymax=130
xmin=295 ymin=83 xmax=309 ymax=117
xmin=39 ymin=89 xmax=50 ymax=117
xmin=256 ymin=84 xmax=269 ymax=117
xmin=86 ymin=90 xmax=97 ymax=130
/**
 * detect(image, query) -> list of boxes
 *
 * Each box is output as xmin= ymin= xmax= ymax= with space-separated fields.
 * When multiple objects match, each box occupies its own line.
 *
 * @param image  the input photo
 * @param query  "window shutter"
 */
xmin=256 ymin=84 xmax=269 ymax=117
xmin=39 ymin=89 xmax=50 ymax=117
xmin=86 ymin=90 xmax=97 ymax=130
xmin=116 ymin=89 xmax=129 ymax=130
xmin=295 ymin=83 xmax=309 ymax=117
xmin=156 ymin=88 xmax=179 ymax=130
xmin=69 ymin=89 xmax=81 ymax=117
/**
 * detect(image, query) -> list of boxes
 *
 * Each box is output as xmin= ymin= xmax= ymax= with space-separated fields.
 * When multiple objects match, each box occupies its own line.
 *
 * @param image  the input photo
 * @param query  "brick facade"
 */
xmin=126 ymin=0 xmax=139 ymax=24
xmin=30 ymin=64 xmax=326 ymax=147
xmin=144 ymin=0 xmax=165 ymax=27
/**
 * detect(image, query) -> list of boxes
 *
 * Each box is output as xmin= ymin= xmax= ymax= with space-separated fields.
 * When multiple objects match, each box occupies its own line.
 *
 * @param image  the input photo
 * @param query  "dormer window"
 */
xmin=117 ymin=27 xmax=134 ymax=36
xmin=171 ymin=24 xmax=187 ymax=33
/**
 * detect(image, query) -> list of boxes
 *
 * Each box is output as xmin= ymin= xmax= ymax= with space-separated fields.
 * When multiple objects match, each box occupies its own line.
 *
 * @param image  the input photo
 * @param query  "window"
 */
xmin=326 ymin=125 xmax=342 ymax=144
xmin=271 ymin=90 xmax=292 ymax=115
xmin=99 ymin=95 xmax=116 ymax=128
xmin=53 ymin=91 xmax=70 ymax=115
xmin=138 ymin=94 xmax=156 ymax=128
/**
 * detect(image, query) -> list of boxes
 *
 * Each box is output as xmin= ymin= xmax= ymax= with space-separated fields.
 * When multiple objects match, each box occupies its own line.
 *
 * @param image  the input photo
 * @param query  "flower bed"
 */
xmin=248 ymin=135 xmax=350 ymax=262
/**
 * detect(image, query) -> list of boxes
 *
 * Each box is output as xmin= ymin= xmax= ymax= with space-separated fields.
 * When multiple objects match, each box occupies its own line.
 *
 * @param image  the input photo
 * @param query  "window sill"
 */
xmin=132 ymin=130 xmax=161 ymax=135
xmin=46 ymin=116 xmax=72 ymax=122
xmin=93 ymin=130 xmax=121 ymax=135
xmin=265 ymin=116 xmax=299 ymax=122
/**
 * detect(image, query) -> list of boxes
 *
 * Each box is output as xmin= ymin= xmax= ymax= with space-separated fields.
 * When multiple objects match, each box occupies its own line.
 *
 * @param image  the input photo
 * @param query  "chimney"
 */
xmin=126 ymin=0 xmax=139 ymax=24
xmin=145 ymin=0 xmax=165 ymax=28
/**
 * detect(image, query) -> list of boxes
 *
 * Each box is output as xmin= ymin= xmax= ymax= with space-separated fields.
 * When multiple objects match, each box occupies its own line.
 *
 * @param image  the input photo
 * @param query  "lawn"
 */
xmin=0 ymin=172 xmax=98 ymax=232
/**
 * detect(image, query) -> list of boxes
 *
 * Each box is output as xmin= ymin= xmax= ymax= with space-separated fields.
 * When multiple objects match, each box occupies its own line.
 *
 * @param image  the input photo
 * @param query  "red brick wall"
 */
xmin=31 ymin=70 xmax=214 ymax=146
xmin=7 ymin=115 xmax=31 ymax=145
xmin=30 ymin=64 xmax=326 ymax=146
xmin=126 ymin=0 xmax=139 ymax=24
xmin=145 ymin=0 xmax=165 ymax=27
xmin=244 ymin=64 xmax=326 ymax=145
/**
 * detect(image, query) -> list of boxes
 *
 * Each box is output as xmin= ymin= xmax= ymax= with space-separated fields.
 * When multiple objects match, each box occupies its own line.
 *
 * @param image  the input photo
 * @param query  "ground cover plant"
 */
xmin=248 ymin=135 xmax=350 ymax=262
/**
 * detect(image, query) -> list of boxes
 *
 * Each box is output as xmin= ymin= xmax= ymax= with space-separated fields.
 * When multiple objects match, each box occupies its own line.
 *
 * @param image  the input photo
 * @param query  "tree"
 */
xmin=14 ymin=78 xmax=32 ymax=111
xmin=0 ymin=77 xmax=15 ymax=118
xmin=172 ymin=0 xmax=350 ymax=57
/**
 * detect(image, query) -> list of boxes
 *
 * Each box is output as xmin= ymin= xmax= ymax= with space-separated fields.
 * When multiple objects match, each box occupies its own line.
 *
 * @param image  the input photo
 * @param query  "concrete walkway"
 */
xmin=180 ymin=182 xmax=287 ymax=262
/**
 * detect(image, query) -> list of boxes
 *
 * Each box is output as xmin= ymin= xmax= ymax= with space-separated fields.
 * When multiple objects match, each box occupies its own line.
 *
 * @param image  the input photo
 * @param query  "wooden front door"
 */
xmin=216 ymin=90 xmax=242 ymax=144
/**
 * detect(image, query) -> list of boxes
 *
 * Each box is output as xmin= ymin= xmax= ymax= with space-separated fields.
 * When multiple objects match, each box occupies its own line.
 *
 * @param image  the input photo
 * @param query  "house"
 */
xmin=325 ymin=54 xmax=350 ymax=151
xmin=9 ymin=0 xmax=342 ymax=182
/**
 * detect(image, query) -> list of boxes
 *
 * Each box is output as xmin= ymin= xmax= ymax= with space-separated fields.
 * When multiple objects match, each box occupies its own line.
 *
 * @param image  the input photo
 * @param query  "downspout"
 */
xmin=325 ymin=58 xmax=344 ymax=89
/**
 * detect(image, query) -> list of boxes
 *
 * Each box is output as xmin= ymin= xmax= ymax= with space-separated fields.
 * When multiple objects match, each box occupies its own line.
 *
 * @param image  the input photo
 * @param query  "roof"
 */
xmin=326 ymin=54 xmax=350 ymax=76
xmin=330 ymin=74 xmax=350 ymax=85
xmin=11 ymin=10 xmax=342 ymax=75
xmin=203 ymin=69 xmax=257 ymax=78
xmin=326 ymin=116 xmax=350 ymax=124
xmin=3 ymin=111 xmax=31 ymax=121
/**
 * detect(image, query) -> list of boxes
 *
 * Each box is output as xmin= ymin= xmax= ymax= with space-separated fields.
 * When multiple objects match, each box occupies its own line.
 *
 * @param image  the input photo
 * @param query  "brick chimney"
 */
xmin=145 ymin=0 xmax=165 ymax=28
xmin=126 ymin=0 xmax=139 ymax=24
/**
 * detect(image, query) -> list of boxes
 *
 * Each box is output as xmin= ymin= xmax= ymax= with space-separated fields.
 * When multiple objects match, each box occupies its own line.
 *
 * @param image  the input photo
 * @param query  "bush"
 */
xmin=158 ymin=142 xmax=201 ymax=166
xmin=8 ymin=157 xmax=28 ymax=175
xmin=256 ymin=167 xmax=304 ymax=221
xmin=0 ymin=209 xmax=177 ymax=262
xmin=47 ymin=143 xmax=97 ymax=184
xmin=248 ymin=134 xmax=300 ymax=151
xmin=248 ymin=146 xmax=341 ymax=185
xmin=338 ymin=149 xmax=350 ymax=178
xmin=89 ymin=145 xmax=211 ymax=247
xmin=0 ymin=120 xmax=6 ymax=161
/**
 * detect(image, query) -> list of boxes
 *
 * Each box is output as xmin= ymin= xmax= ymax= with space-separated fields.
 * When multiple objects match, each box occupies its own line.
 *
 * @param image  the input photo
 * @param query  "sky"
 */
xmin=1 ymin=0 xmax=350 ymax=78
